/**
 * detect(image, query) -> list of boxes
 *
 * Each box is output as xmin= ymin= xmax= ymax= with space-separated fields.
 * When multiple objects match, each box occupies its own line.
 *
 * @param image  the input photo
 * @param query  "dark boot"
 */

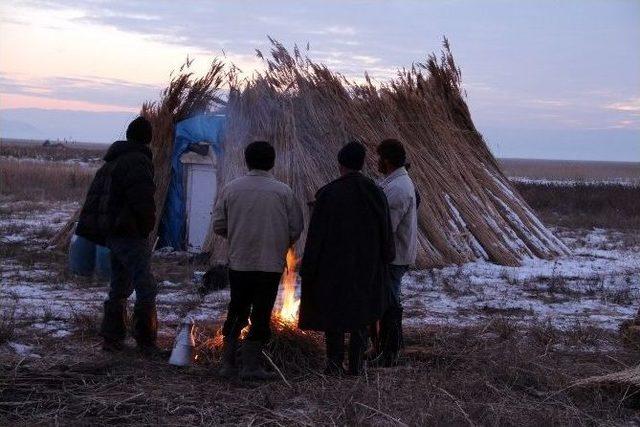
xmin=324 ymin=331 xmax=346 ymax=376
xmin=239 ymin=340 xmax=277 ymax=381
xmin=379 ymin=306 xmax=403 ymax=367
xmin=100 ymin=300 xmax=128 ymax=352
xmin=365 ymin=322 xmax=382 ymax=362
xmin=218 ymin=336 xmax=239 ymax=378
xmin=132 ymin=302 xmax=161 ymax=358
xmin=347 ymin=329 xmax=367 ymax=375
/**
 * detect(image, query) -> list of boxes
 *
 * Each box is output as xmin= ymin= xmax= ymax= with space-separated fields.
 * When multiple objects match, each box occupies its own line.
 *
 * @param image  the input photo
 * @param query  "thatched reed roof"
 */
xmin=52 ymin=39 xmax=569 ymax=268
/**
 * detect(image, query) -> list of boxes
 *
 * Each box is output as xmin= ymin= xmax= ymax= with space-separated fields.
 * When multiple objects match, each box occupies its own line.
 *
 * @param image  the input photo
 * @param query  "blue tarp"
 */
xmin=158 ymin=114 xmax=226 ymax=250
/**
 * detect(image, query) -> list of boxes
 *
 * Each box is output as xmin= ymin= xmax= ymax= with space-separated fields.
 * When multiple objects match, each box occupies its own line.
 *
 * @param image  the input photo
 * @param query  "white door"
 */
xmin=186 ymin=164 xmax=217 ymax=252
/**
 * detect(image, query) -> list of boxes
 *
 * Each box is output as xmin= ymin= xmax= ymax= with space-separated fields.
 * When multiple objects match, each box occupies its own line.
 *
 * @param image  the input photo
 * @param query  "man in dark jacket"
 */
xmin=76 ymin=116 xmax=158 ymax=355
xmin=299 ymin=141 xmax=395 ymax=375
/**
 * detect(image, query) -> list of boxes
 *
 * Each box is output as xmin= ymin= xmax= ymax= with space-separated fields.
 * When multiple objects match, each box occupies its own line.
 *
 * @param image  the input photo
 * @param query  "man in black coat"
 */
xmin=299 ymin=141 xmax=395 ymax=375
xmin=76 ymin=116 xmax=159 ymax=355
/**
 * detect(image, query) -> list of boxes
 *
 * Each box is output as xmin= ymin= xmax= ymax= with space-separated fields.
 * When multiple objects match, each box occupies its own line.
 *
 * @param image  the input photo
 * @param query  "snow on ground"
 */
xmin=509 ymin=176 xmax=640 ymax=187
xmin=0 ymin=155 xmax=101 ymax=169
xmin=1 ymin=200 xmax=639 ymax=359
xmin=403 ymin=227 xmax=639 ymax=330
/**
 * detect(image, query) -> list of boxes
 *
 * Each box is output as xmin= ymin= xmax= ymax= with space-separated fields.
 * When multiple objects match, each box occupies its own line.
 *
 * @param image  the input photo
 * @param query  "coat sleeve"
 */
xmin=300 ymin=190 xmax=327 ymax=280
xmin=123 ymin=155 xmax=156 ymax=236
xmin=287 ymin=191 xmax=304 ymax=245
xmin=380 ymin=191 xmax=396 ymax=264
xmin=212 ymin=185 xmax=228 ymax=238
xmin=385 ymin=185 xmax=411 ymax=233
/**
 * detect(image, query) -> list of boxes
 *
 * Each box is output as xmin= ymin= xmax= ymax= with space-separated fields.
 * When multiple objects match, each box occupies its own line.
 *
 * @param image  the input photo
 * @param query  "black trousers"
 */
xmin=374 ymin=264 xmax=407 ymax=356
xmin=107 ymin=237 xmax=157 ymax=305
xmin=221 ymin=270 xmax=281 ymax=342
xmin=325 ymin=328 xmax=368 ymax=374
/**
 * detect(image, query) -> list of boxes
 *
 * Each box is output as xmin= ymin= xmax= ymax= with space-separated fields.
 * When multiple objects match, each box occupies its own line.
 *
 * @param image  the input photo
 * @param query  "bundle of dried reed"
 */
xmin=141 ymin=59 xmax=226 ymax=246
xmin=574 ymin=365 xmax=640 ymax=390
xmin=206 ymin=38 xmax=568 ymax=268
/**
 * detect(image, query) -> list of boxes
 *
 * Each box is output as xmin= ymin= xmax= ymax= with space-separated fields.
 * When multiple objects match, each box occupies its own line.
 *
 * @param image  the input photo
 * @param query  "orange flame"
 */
xmin=278 ymin=248 xmax=300 ymax=324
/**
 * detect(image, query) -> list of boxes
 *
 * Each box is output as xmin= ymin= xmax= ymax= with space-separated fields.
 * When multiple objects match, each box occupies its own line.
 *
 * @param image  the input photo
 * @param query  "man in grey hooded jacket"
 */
xmin=374 ymin=138 xmax=418 ymax=366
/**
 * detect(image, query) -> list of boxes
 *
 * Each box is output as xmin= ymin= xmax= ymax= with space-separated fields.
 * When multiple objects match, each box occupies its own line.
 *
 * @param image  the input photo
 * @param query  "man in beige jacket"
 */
xmin=213 ymin=141 xmax=304 ymax=380
xmin=374 ymin=138 xmax=418 ymax=366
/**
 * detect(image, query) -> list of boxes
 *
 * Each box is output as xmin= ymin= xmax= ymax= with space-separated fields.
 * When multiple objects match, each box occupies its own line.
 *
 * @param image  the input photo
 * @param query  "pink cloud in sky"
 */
xmin=0 ymin=93 xmax=138 ymax=113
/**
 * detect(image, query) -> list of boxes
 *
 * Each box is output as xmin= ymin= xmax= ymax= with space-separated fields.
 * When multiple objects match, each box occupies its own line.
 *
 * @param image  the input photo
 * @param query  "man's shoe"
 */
xmin=323 ymin=362 xmax=346 ymax=376
xmin=239 ymin=341 xmax=277 ymax=381
xmin=138 ymin=343 xmax=167 ymax=360
xmin=100 ymin=300 xmax=127 ymax=344
xmin=219 ymin=361 xmax=238 ymax=379
xmin=325 ymin=332 xmax=345 ymax=376
xmin=102 ymin=339 xmax=127 ymax=353
xmin=382 ymin=351 xmax=400 ymax=367
xmin=347 ymin=330 xmax=367 ymax=376
xmin=368 ymin=351 xmax=400 ymax=368
xmin=132 ymin=302 xmax=158 ymax=349
xmin=366 ymin=352 xmax=385 ymax=367
xmin=364 ymin=347 xmax=382 ymax=362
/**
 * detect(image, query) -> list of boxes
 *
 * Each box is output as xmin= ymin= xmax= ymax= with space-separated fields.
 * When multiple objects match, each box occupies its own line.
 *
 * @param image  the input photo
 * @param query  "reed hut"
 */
xmin=52 ymin=39 xmax=569 ymax=269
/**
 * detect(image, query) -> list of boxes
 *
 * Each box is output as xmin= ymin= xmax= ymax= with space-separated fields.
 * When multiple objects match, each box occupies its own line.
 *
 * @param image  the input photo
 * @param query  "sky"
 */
xmin=0 ymin=0 xmax=638 ymax=161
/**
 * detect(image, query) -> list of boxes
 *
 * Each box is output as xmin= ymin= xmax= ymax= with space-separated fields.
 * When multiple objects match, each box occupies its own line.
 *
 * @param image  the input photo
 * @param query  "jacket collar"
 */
xmin=381 ymin=166 xmax=408 ymax=187
xmin=104 ymin=140 xmax=152 ymax=162
xmin=336 ymin=171 xmax=362 ymax=182
xmin=247 ymin=169 xmax=274 ymax=178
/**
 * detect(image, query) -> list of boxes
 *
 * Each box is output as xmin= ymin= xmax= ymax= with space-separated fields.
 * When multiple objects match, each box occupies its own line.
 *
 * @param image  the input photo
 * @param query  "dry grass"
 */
xmin=515 ymin=182 xmax=640 ymax=229
xmin=0 ymin=139 xmax=106 ymax=162
xmin=1 ymin=323 xmax=638 ymax=425
xmin=500 ymin=158 xmax=640 ymax=183
xmin=0 ymin=300 xmax=17 ymax=345
xmin=0 ymin=158 xmax=97 ymax=201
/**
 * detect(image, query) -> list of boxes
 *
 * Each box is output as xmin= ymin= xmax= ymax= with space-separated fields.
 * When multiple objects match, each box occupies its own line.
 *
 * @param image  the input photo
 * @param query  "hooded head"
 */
xmin=126 ymin=116 xmax=153 ymax=145
xmin=338 ymin=141 xmax=366 ymax=171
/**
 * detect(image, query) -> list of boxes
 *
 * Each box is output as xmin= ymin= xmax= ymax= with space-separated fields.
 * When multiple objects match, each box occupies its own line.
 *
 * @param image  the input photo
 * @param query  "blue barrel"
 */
xmin=95 ymin=245 xmax=112 ymax=280
xmin=68 ymin=234 xmax=96 ymax=276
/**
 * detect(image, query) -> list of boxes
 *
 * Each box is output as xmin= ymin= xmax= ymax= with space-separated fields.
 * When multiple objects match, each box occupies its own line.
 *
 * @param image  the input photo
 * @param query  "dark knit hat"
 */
xmin=338 ymin=141 xmax=366 ymax=171
xmin=126 ymin=116 xmax=153 ymax=145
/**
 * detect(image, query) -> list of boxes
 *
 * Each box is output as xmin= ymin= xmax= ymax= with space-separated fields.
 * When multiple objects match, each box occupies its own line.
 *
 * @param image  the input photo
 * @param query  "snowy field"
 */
xmin=1 ymin=148 xmax=639 ymax=425
xmin=1 ymin=195 xmax=638 ymax=358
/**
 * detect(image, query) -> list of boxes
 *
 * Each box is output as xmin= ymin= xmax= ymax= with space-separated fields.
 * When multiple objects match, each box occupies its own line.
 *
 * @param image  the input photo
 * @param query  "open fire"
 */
xmin=208 ymin=248 xmax=301 ymax=350
xmin=277 ymin=248 xmax=300 ymax=324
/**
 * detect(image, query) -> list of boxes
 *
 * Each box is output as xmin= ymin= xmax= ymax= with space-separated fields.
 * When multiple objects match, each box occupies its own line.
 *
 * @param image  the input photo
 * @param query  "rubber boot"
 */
xmin=239 ymin=341 xmax=277 ymax=381
xmin=324 ymin=331 xmax=346 ymax=376
xmin=100 ymin=300 xmax=128 ymax=352
xmin=132 ymin=302 xmax=162 ymax=359
xmin=218 ymin=336 xmax=239 ymax=378
xmin=347 ymin=329 xmax=367 ymax=375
